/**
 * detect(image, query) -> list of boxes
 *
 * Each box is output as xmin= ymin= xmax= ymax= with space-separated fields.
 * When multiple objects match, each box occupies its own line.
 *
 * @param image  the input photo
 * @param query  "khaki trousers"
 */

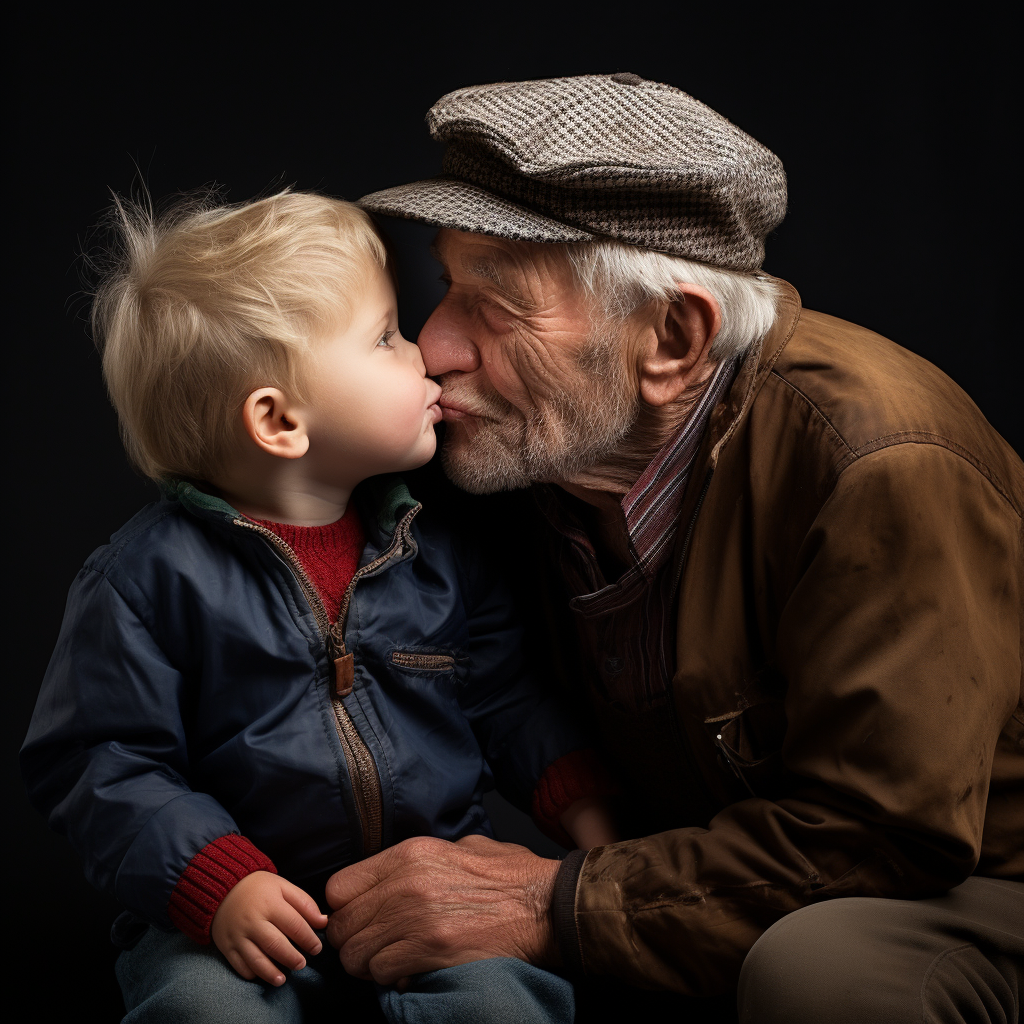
xmin=738 ymin=876 xmax=1023 ymax=1023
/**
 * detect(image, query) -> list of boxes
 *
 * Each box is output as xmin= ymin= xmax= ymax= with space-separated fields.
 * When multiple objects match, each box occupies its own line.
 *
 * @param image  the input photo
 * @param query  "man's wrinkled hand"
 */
xmin=325 ymin=834 xmax=561 ymax=986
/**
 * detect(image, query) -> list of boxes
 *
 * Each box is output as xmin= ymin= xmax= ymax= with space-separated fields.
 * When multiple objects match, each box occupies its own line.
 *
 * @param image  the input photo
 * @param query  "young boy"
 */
xmin=21 ymin=191 xmax=615 ymax=1023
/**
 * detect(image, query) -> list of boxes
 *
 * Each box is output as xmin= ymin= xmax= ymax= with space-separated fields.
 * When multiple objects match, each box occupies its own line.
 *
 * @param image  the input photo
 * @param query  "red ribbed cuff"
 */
xmin=532 ymin=749 xmax=617 ymax=847
xmin=167 ymin=834 xmax=277 ymax=944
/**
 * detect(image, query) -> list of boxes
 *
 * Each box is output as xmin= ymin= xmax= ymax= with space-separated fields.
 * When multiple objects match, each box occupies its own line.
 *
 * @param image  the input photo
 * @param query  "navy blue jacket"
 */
xmin=22 ymin=476 xmax=583 ymax=930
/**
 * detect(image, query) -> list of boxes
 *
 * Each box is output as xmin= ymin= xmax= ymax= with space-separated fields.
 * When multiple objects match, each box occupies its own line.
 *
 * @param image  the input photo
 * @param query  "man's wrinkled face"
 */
xmin=416 ymin=230 xmax=640 ymax=493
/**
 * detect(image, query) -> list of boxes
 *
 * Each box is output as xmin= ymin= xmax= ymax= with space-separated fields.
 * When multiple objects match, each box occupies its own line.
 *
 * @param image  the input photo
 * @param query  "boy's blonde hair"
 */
xmin=92 ymin=190 xmax=389 ymax=482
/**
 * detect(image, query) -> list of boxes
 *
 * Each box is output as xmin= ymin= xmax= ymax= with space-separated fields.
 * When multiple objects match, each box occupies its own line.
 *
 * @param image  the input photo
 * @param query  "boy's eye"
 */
xmin=377 ymin=330 xmax=397 ymax=348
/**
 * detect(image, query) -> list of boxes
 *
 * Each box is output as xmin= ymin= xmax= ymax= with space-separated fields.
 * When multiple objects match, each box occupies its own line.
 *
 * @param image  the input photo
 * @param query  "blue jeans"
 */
xmin=116 ymin=925 xmax=574 ymax=1024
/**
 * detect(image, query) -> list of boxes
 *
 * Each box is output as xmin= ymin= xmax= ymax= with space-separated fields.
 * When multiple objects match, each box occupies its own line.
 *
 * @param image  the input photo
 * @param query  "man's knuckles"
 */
xmin=398 ymin=834 xmax=449 ymax=856
xmin=454 ymin=833 xmax=495 ymax=851
xmin=337 ymin=944 xmax=374 ymax=979
xmin=384 ymin=835 xmax=459 ymax=873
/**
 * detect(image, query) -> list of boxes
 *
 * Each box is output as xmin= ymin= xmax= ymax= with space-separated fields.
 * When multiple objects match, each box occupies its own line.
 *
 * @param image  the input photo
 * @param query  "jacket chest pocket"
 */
xmin=383 ymin=647 xmax=466 ymax=722
xmin=707 ymin=697 xmax=791 ymax=800
xmin=390 ymin=650 xmax=457 ymax=672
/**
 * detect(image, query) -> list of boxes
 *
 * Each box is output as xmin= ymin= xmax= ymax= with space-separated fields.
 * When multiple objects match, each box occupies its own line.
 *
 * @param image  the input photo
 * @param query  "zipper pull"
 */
xmin=334 ymin=653 xmax=355 ymax=698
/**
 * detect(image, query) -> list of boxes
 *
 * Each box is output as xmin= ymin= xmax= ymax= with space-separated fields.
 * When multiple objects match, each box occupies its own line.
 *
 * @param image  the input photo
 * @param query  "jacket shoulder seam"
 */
xmin=92 ymin=505 xmax=183 ymax=571
xmin=840 ymin=435 xmax=1021 ymax=518
xmin=844 ymin=432 xmax=1019 ymax=513
xmin=768 ymin=373 xmax=1021 ymax=518
xmin=79 ymin=563 xmax=162 ymax=639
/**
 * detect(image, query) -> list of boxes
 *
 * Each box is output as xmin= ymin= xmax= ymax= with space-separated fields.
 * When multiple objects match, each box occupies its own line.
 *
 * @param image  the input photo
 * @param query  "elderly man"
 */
xmin=327 ymin=74 xmax=1024 ymax=1022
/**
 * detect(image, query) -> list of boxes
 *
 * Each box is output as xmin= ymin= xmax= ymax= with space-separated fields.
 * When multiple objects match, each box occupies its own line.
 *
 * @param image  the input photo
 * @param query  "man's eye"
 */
xmin=474 ymin=299 xmax=513 ymax=331
xmin=377 ymin=330 xmax=397 ymax=348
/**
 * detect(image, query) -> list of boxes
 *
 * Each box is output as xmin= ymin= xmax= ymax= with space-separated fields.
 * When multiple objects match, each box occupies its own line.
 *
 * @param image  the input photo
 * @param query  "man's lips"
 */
xmin=438 ymin=399 xmax=486 ymax=421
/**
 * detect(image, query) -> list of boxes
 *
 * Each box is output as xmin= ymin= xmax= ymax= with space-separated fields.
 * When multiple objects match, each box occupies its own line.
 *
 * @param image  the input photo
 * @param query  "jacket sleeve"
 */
xmin=451 ymin=541 xmax=611 ymax=831
xmin=20 ymin=564 xmax=248 ymax=931
xmin=563 ymin=443 xmax=1023 ymax=993
xmin=168 ymin=834 xmax=277 ymax=942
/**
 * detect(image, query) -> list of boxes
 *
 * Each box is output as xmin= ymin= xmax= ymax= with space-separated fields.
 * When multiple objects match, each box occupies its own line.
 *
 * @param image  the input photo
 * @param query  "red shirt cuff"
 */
xmin=532 ymin=749 xmax=617 ymax=847
xmin=167 ymin=834 xmax=277 ymax=944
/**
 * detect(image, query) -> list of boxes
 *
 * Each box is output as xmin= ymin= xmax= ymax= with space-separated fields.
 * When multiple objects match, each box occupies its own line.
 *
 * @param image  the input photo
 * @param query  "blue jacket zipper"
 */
xmin=234 ymin=503 xmax=420 ymax=858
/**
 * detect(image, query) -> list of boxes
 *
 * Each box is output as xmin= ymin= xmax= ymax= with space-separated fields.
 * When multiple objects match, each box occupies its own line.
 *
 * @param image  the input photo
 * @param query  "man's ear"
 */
xmin=638 ymin=283 xmax=721 ymax=407
xmin=241 ymin=387 xmax=310 ymax=459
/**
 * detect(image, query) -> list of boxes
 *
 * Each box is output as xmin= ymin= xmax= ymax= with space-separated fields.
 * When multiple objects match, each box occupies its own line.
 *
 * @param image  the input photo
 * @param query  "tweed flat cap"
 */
xmin=360 ymin=73 xmax=787 ymax=272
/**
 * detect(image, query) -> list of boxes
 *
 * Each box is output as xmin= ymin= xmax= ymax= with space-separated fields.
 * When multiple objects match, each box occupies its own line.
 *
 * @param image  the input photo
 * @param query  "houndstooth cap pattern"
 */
xmin=360 ymin=73 xmax=787 ymax=272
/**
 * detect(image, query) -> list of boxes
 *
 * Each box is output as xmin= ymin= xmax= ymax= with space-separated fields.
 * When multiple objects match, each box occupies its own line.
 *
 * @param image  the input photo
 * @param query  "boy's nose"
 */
xmin=408 ymin=338 xmax=428 ymax=375
xmin=417 ymin=304 xmax=481 ymax=375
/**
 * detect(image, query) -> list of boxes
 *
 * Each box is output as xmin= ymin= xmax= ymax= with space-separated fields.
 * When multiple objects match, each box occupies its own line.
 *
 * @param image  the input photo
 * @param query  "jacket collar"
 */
xmin=164 ymin=474 xmax=420 ymax=541
xmin=665 ymin=279 xmax=803 ymax=584
xmin=702 ymin=277 xmax=803 ymax=469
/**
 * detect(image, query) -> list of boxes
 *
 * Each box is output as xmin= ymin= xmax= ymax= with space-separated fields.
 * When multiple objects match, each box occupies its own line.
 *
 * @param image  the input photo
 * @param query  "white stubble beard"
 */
xmin=438 ymin=331 xmax=640 ymax=494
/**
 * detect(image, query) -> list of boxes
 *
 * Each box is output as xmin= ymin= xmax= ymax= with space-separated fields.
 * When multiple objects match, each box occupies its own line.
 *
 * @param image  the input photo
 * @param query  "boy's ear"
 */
xmin=242 ymin=388 xmax=309 ymax=459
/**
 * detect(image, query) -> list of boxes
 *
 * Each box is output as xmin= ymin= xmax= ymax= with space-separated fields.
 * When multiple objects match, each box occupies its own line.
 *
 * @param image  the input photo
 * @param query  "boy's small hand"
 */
xmin=211 ymin=870 xmax=329 ymax=986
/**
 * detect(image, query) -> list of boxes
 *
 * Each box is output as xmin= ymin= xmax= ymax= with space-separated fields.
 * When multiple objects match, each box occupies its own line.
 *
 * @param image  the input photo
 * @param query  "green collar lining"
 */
xmin=163 ymin=474 xmax=418 ymax=532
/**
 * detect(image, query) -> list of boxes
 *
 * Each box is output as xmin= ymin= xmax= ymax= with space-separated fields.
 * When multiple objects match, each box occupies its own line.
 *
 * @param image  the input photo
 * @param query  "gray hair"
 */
xmin=563 ymin=240 xmax=781 ymax=360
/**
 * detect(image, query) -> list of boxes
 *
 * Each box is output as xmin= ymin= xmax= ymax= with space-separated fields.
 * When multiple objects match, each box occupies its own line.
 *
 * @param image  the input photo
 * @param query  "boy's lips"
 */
xmin=427 ymin=381 xmax=444 ymax=424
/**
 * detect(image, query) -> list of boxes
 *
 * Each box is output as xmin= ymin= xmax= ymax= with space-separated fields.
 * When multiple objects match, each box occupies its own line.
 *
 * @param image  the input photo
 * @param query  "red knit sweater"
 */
xmin=251 ymin=506 xmax=367 ymax=622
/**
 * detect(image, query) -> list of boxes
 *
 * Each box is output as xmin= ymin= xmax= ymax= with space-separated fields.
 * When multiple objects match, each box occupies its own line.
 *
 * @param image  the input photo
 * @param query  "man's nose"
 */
xmin=416 ymin=304 xmax=481 ymax=375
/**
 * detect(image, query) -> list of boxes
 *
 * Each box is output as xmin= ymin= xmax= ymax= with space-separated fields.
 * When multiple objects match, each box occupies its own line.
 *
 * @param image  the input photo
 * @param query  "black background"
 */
xmin=10 ymin=9 xmax=1016 ymax=1015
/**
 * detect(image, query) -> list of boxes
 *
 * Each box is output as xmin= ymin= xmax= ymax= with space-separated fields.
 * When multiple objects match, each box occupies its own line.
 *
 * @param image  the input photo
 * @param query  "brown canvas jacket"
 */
xmin=567 ymin=281 xmax=1024 ymax=994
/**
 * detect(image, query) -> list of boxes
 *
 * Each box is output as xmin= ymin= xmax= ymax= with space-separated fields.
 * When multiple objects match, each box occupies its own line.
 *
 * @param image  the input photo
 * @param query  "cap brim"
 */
xmin=358 ymin=177 xmax=596 ymax=245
